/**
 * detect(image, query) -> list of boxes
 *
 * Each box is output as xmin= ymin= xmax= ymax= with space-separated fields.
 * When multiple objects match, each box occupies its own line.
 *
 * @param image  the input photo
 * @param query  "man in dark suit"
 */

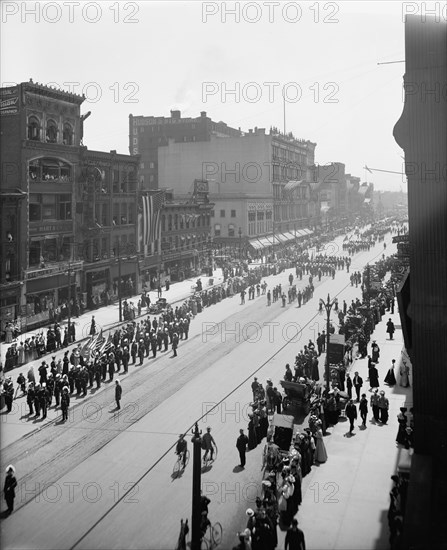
xmin=353 ymin=372 xmax=363 ymax=402
xmin=236 ymin=429 xmax=249 ymax=468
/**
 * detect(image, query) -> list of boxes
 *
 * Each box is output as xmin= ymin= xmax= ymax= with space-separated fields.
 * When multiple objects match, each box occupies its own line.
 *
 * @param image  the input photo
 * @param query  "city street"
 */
xmin=0 ymin=232 xmax=411 ymax=550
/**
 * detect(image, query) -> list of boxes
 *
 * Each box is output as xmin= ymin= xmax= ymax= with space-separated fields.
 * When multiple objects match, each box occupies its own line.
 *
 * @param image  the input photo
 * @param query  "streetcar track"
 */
xmin=70 ymin=243 xmax=388 ymax=549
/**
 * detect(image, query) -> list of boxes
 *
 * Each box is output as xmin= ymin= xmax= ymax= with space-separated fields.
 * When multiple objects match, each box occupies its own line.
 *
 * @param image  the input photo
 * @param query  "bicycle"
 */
xmin=202 ymin=446 xmax=218 ymax=468
xmin=173 ymin=449 xmax=190 ymax=476
xmin=200 ymin=521 xmax=223 ymax=549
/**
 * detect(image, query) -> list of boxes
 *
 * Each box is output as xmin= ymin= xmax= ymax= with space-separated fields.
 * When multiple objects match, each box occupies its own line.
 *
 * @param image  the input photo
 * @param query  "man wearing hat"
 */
xmin=3 ymin=465 xmax=17 ymax=515
xmin=3 ymin=377 xmax=14 ymax=413
xmin=353 ymin=371 xmax=363 ymax=402
xmin=377 ymin=390 xmax=389 ymax=424
xmin=236 ymin=429 xmax=249 ymax=468
xmin=115 ymin=379 xmax=122 ymax=410
xmin=61 ymin=386 xmax=70 ymax=422
xmin=251 ymin=377 xmax=260 ymax=401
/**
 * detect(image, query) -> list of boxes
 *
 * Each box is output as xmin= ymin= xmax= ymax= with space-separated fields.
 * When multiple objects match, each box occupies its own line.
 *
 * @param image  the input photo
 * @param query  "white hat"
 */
xmin=6 ymin=465 xmax=15 ymax=474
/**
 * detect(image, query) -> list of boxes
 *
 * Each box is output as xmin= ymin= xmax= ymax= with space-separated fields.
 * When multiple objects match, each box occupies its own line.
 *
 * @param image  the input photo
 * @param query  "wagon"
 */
xmin=270 ymin=413 xmax=295 ymax=452
xmin=280 ymin=380 xmax=311 ymax=415
xmin=148 ymin=298 xmax=168 ymax=314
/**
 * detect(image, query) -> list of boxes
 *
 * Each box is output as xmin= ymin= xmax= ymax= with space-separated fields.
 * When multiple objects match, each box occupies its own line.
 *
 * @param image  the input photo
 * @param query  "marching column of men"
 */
xmin=5 ymin=303 xmax=194 ymax=420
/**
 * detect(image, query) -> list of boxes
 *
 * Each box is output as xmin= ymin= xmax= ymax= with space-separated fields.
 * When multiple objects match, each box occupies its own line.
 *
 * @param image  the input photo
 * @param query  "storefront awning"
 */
xmin=282 ymin=232 xmax=295 ymax=241
xmin=320 ymin=205 xmax=330 ymax=213
xmin=302 ymin=228 xmax=314 ymax=236
xmin=275 ymin=233 xmax=289 ymax=244
xmin=249 ymin=239 xmax=264 ymax=250
xmin=257 ymin=237 xmax=273 ymax=247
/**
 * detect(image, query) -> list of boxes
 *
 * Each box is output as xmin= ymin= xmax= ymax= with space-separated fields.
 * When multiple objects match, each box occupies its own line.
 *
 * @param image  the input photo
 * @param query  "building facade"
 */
xmin=0 ymin=80 xmax=143 ymax=330
xmin=160 ymin=185 xmax=213 ymax=281
xmin=0 ymin=80 xmax=84 ymax=330
xmin=129 ymin=110 xmax=241 ymax=190
xmin=76 ymin=148 xmax=140 ymax=308
xmin=156 ymin=126 xmax=317 ymax=256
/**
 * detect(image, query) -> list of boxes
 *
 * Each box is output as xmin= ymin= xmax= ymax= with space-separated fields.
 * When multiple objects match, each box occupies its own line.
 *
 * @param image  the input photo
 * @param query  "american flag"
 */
xmin=142 ymin=191 xmax=165 ymax=246
xmin=98 ymin=334 xmax=113 ymax=356
xmin=81 ymin=330 xmax=105 ymax=359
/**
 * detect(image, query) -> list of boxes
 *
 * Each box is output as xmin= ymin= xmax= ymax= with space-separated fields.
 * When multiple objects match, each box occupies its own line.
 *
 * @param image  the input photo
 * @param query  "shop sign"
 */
xmin=0 ymin=87 xmax=19 ymax=116
xmin=30 ymin=221 xmax=72 ymax=235
xmin=25 ymin=260 xmax=83 ymax=280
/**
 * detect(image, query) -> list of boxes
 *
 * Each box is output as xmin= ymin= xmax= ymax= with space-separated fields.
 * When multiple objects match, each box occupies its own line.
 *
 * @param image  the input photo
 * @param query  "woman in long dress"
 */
xmin=384 ymin=359 xmax=397 ymax=386
xmin=369 ymin=363 xmax=380 ymax=390
xmin=400 ymin=361 xmax=410 ymax=387
xmin=314 ymin=422 xmax=328 ymax=463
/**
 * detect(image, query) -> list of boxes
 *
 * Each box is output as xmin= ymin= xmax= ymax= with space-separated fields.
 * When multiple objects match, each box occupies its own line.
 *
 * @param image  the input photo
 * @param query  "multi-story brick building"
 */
xmin=159 ymin=184 xmax=214 ymax=281
xmin=156 ymin=125 xmax=316 ymax=256
xmin=129 ymin=110 xmax=241 ymax=190
xmin=0 ymin=80 xmax=84 ymax=329
xmin=0 ymin=80 xmax=142 ymax=330
xmin=76 ymin=148 xmax=140 ymax=307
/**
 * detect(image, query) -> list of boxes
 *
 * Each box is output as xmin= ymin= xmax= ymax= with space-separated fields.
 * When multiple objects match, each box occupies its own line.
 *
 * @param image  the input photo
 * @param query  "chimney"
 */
xmin=200 ymin=111 xmax=207 ymax=117
xmin=170 ymin=110 xmax=181 ymax=119
xmin=256 ymin=128 xmax=265 ymax=135
xmin=110 ymin=150 xmax=116 ymax=154
xmin=248 ymin=129 xmax=253 ymax=134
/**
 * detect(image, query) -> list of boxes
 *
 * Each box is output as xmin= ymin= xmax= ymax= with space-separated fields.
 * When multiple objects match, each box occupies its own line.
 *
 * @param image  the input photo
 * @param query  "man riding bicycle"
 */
xmin=202 ymin=426 xmax=217 ymax=462
xmin=176 ymin=434 xmax=188 ymax=467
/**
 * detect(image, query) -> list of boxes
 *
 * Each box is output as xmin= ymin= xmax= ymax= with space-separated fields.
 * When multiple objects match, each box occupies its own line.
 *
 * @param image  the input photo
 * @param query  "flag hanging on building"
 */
xmin=142 ymin=191 xmax=165 ymax=246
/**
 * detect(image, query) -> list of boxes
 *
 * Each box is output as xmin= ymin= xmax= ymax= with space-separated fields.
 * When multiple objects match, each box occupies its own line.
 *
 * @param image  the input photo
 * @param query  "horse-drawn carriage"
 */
xmin=148 ymin=298 xmax=168 ymax=314
xmin=280 ymin=381 xmax=312 ymax=416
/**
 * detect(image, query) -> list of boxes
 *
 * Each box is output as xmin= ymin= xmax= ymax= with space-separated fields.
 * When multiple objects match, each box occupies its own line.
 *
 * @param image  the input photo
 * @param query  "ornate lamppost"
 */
xmin=319 ymin=294 xmax=338 ymax=392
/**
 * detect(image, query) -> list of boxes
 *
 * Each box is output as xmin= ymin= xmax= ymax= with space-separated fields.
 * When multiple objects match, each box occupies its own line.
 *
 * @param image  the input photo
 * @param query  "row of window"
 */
xmin=133 ymin=122 xmax=198 ymax=134
xmin=29 ymin=194 xmax=72 ymax=222
xmin=211 ymin=210 xmax=237 ymax=218
xmin=29 ymin=159 xmax=72 ymax=183
xmin=91 ymin=203 xmax=135 ymax=227
xmin=28 ymin=234 xmax=137 ymax=267
xmin=213 ymin=224 xmax=240 ymax=238
xmin=161 ymin=232 xmax=208 ymax=252
xmin=27 ymin=116 xmax=74 ymax=145
xmin=161 ymin=213 xmax=210 ymax=232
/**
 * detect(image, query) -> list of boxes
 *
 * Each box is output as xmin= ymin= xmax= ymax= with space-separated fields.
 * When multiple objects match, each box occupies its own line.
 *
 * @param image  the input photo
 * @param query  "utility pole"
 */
xmin=320 ymin=294 xmax=338 ymax=392
xmin=191 ymin=422 xmax=202 ymax=550
xmin=67 ymin=262 xmax=72 ymax=342
xmin=118 ymin=251 xmax=122 ymax=323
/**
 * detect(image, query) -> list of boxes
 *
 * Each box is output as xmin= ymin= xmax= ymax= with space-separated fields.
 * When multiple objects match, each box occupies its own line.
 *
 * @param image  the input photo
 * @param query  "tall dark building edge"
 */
xmin=393 ymin=15 xmax=447 ymax=549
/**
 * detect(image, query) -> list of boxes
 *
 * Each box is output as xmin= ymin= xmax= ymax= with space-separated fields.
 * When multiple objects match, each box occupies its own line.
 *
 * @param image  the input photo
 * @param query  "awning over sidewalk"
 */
xmin=257 ymin=237 xmax=272 ymax=247
xmin=275 ymin=233 xmax=289 ymax=244
xmin=282 ymin=232 xmax=296 ymax=241
xmin=249 ymin=239 xmax=264 ymax=250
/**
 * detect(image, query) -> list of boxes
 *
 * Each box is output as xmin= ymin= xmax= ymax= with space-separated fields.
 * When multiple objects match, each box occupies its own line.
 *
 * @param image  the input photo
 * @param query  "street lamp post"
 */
xmin=64 ymin=261 xmax=76 ymax=343
xmin=319 ymin=294 xmax=338 ymax=392
xmin=191 ymin=422 xmax=202 ymax=550
xmin=117 ymin=253 xmax=123 ymax=323
xmin=238 ymin=227 xmax=242 ymax=259
xmin=366 ymin=263 xmax=371 ymax=309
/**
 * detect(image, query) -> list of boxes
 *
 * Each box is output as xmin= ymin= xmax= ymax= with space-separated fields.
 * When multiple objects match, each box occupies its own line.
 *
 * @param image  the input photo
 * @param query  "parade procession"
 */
xmin=1 ymin=4 xmax=446 ymax=550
